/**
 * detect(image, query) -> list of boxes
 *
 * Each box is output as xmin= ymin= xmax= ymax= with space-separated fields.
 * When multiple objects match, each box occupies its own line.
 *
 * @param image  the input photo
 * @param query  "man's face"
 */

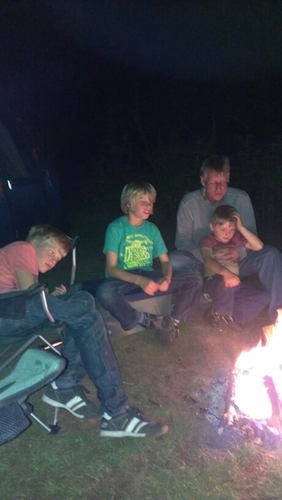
xmin=200 ymin=170 xmax=228 ymax=203
xmin=34 ymin=241 xmax=66 ymax=273
xmin=211 ymin=221 xmax=236 ymax=244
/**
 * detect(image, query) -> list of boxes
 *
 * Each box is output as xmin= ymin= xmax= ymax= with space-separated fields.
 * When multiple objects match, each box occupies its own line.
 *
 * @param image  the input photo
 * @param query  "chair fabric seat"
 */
xmin=0 ymin=348 xmax=65 ymax=407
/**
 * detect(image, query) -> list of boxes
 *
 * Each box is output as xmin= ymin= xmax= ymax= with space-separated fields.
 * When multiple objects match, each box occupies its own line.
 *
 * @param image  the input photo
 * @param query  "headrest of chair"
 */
xmin=67 ymin=235 xmax=79 ymax=253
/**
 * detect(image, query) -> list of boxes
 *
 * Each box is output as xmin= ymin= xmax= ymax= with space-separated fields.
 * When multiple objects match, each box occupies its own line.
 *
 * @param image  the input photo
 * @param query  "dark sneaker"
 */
xmin=100 ymin=407 xmax=168 ymax=438
xmin=140 ymin=312 xmax=174 ymax=331
xmin=42 ymin=383 xmax=100 ymax=419
xmin=206 ymin=307 xmax=242 ymax=333
xmin=206 ymin=306 xmax=221 ymax=329
xmin=221 ymin=315 xmax=243 ymax=333
xmin=155 ymin=324 xmax=180 ymax=346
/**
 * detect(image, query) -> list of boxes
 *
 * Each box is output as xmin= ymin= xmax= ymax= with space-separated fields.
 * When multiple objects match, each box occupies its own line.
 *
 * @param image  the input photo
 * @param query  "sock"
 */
xmin=103 ymin=412 xmax=112 ymax=421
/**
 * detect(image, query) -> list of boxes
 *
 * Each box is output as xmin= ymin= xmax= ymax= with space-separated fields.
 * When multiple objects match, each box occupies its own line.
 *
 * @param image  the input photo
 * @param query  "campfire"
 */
xmin=219 ymin=310 xmax=282 ymax=442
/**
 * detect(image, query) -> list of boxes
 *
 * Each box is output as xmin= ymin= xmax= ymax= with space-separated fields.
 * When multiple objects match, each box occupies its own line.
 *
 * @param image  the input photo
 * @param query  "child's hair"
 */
xmin=121 ymin=181 xmax=156 ymax=214
xmin=26 ymin=224 xmax=70 ymax=253
xmin=211 ymin=205 xmax=239 ymax=225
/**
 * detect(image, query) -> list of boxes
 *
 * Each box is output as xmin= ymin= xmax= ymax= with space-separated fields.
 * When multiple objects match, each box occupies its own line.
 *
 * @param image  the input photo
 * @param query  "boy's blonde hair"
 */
xmin=211 ymin=205 xmax=239 ymax=225
xmin=121 ymin=181 xmax=156 ymax=214
xmin=26 ymin=224 xmax=70 ymax=253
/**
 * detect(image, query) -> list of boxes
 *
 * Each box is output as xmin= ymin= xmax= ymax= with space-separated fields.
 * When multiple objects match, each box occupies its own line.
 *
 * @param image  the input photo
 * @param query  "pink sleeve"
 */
xmin=199 ymin=235 xmax=214 ymax=248
xmin=233 ymin=232 xmax=248 ymax=246
xmin=9 ymin=243 xmax=38 ymax=275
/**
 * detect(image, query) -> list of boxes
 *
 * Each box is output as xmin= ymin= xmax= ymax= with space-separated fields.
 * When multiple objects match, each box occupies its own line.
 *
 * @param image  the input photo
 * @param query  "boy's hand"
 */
xmin=223 ymin=271 xmax=240 ymax=288
xmin=233 ymin=213 xmax=244 ymax=230
xmin=51 ymin=284 xmax=67 ymax=296
xmin=138 ymin=276 xmax=159 ymax=295
xmin=213 ymin=246 xmax=239 ymax=265
xmin=158 ymin=277 xmax=170 ymax=292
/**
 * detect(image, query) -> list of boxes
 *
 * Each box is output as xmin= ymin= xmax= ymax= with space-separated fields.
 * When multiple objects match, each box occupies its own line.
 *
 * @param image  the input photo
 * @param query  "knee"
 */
xmin=73 ymin=290 xmax=96 ymax=309
xmin=169 ymin=250 xmax=195 ymax=271
xmin=96 ymin=282 xmax=112 ymax=305
xmin=265 ymin=245 xmax=282 ymax=259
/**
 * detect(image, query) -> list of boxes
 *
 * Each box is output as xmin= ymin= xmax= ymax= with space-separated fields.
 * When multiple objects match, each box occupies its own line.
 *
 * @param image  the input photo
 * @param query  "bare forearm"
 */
xmin=238 ymin=226 xmax=263 ymax=250
xmin=107 ymin=266 xmax=142 ymax=286
xmin=161 ymin=261 xmax=172 ymax=281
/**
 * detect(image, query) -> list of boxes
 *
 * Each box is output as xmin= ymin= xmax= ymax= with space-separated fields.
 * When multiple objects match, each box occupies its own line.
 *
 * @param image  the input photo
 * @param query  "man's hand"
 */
xmin=213 ymin=246 xmax=239 ymax=265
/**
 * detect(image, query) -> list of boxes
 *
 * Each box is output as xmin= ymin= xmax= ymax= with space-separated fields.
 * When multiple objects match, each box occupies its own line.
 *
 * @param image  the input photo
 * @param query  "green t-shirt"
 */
xmin=103 ymin=216 xmax=167 ymax=276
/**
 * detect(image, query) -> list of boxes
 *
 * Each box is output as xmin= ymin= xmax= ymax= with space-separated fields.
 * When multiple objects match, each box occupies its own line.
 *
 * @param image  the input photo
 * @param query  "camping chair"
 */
xmin=0 ymin=348 xmax=66 ymax=444
xmin=0 ymin=235 xmax=79 ymax=374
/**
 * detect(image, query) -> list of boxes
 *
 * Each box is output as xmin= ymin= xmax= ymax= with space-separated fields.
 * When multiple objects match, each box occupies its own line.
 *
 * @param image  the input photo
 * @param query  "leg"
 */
xmin=168 ymin=250 xmax=204 ymax=320
xmin=239 ymin=245 xmax=282 ymax=323
xmin=202 ymin=275 xmax=237 ymax=316
xmin=95 ymin=277 xmax=142 ymax=330
xmin=232 ymin=282 xmax=270 ymax=324
xmin=24 ymin=291 xmax=128 ymax=416
xmin=166 ymin=269 xmax=203 ymax=322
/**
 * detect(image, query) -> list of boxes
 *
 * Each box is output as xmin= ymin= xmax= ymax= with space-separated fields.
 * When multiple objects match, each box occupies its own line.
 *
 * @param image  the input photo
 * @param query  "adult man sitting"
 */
xmin=169 ymin=155 xmax=282 ymax=324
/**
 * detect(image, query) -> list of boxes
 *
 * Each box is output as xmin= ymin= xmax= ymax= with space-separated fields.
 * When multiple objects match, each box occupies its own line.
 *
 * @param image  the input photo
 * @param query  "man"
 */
xmin=169 ymin=155 xmax=282 ymax=324
xmin=0 ymin=224 xmax=168 ymax=438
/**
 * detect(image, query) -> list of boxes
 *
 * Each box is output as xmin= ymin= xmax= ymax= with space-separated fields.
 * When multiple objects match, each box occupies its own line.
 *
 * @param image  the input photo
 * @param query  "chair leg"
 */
xmin=29 ymin=411 xmax=60 ymax=434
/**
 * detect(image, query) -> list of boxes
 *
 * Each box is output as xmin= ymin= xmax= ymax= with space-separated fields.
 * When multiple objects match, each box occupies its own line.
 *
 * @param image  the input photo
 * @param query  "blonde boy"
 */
xmin=0 ymin=224 xmax=168 ymax=437
xmin=92 ymin=181 xmax=202 ymax=338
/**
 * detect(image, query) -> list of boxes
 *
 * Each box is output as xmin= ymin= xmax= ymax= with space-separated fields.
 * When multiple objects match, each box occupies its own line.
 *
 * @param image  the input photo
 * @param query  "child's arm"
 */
xmin=106 ymin=251 xmax=159 ymax=295
xmin=17 ymin=270 xmax=36 ymax=290
xmin=158 ymin=254 xmax=173 ymax=292
xmin=233 ymin=213 xmax=263 ymax=251
xmin=201 ymin=247 xmax=240 ymax=288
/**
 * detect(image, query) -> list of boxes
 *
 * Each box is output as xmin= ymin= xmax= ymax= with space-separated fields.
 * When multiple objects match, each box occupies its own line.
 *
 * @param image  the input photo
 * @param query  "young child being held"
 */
xmin=90 ymin=181 xmax=201 ymax=342
xmin=199 ymin=205 xmax=270 ymax=331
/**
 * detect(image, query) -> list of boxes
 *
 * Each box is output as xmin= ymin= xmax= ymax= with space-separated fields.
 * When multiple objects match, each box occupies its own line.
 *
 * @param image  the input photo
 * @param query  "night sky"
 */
xmin=1 ymin=0 xmax=282 ymax=183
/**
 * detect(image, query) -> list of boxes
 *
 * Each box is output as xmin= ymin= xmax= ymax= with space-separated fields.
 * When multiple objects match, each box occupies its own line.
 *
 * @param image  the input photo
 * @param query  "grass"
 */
xmin=1 ymin=211 xmax=282 ymax=500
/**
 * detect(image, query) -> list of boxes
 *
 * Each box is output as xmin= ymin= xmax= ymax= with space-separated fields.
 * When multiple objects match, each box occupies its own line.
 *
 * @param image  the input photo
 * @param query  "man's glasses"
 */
xmin=205 ymin=181 xmax=229 ymax=188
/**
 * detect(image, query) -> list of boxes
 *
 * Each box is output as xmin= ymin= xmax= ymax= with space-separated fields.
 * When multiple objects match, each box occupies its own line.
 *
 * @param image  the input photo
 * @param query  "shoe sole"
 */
xmin=42 ymin=394 xmax=89 ymax=419
xmin=100 ymin=424 xmax=169 ymax=438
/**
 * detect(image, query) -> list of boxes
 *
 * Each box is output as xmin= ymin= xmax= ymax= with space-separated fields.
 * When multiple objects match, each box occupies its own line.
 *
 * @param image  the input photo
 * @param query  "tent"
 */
xmin=0 ymin=117 xmax=63 ymax=247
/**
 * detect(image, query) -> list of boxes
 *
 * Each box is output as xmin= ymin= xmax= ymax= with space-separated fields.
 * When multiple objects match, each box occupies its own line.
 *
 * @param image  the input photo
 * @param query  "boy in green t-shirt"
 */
xmin=87 ymin=181 xmax=202 ymax=341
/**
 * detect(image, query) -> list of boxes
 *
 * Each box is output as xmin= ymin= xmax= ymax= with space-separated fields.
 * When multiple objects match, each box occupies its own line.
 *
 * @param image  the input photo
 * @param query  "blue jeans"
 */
xmin=93 ymin=268 xmax=202 ymax=330
xmin=238 ymin=245 xmax=282 ymax=323
xmin=202 ymin=275 xmax=270 ymax=323
xmin=169 ymin=245 xmax=282 ymax=323
xmin=0 ymin=290 xmax=128 ymax=417
xmin=169 ymin=250 xmax=205 ymax=319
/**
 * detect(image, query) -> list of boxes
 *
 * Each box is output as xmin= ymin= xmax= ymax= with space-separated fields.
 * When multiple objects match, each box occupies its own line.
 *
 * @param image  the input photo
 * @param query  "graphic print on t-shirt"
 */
xmin=123 ymin=234 xmax=153 ymax=269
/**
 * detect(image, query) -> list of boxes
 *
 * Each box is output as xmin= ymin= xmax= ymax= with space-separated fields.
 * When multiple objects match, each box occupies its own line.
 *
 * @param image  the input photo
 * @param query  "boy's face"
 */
xmin=211 ymin=221 xmax=236 ymax=244
xmin=128 ymin=194 xmax=154 ymax=224
xmin=33 ymin=240 xmax=67 ymax=273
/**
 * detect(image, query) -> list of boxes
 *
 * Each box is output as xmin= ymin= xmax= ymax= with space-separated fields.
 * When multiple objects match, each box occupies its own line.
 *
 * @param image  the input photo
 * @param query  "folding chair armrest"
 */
xmin=0 ymin=283 xmax=44 ymax=301
xmin=0 ymin=284 xmax=56 ymax=323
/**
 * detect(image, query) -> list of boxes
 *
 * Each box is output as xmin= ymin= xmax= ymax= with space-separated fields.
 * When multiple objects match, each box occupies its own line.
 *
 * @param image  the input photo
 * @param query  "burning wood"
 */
xmin=218 ymin=310 xmax=282 ymax=441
